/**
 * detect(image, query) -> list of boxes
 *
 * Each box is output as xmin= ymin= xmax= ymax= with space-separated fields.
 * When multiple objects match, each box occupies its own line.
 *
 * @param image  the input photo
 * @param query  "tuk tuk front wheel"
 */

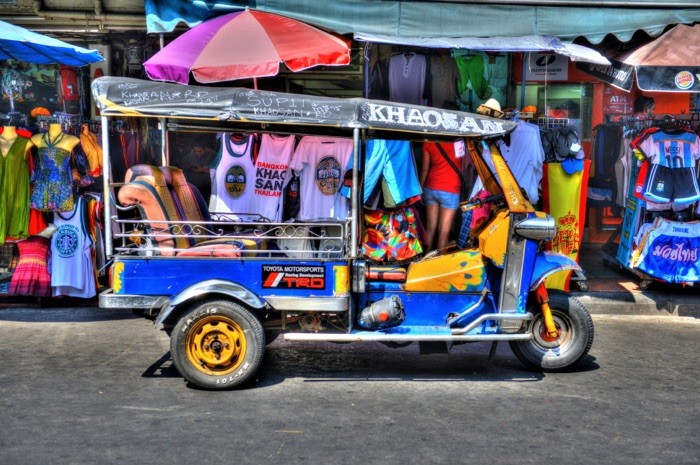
xmin=170 ymin=299 xmax=265 ymax=390
xmin=509 ymin=291 xmax=594 ymax=371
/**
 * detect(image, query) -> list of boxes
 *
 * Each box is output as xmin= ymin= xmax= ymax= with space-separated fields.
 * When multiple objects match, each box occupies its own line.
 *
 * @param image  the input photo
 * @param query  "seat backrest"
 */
xmin=117 ymin=165 xmax=191 ymax=254
xmin=124 ymin=164 xmax=156 ymax=183
xmin=160 ymin=166 xmax=213 ymax=245
xmin=162 ymin=166 xmax=211 ymax=215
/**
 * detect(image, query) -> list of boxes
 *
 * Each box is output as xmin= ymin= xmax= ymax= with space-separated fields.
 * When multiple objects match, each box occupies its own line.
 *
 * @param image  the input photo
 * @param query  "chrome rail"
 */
xmin=111 ymin=216 xmax=350 ymax=259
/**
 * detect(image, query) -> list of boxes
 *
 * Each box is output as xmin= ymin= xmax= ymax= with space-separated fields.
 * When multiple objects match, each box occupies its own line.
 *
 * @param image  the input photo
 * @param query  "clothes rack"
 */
xmin=596 ymin=115 xmax=700 ymax=288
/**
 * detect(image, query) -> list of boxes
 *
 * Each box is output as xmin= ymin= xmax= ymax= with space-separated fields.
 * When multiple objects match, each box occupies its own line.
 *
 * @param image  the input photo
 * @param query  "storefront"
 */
xmin=3 ymin=1 xmax=700 ymax=298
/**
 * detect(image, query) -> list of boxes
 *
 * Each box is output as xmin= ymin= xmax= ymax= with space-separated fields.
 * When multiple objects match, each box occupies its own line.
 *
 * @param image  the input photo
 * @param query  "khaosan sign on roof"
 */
xmin=91 ymin=77 xmax=517 ymax=137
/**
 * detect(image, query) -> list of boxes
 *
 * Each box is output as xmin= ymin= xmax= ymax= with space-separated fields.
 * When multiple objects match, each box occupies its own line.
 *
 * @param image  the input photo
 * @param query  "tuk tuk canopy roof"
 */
xmin=91 ymin=77 xmax=517 ymax=138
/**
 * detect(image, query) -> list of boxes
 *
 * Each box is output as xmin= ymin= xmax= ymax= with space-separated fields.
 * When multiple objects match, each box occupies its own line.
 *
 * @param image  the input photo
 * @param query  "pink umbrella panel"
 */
xmin=144 ymin=9 xmax=351 ymax=85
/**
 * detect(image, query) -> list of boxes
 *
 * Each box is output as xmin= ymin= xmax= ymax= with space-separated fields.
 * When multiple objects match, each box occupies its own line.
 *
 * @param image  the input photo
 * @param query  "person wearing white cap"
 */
xmin=476 ymin=98 xmax=504 ymax=119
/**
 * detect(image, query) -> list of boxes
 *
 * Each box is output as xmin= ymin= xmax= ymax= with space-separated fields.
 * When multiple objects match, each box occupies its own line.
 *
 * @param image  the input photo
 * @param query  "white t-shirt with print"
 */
xmin=289 ymin=136 xmax=353 ymax=220
xmin=248 ymin=134 xmax=296 ymax=222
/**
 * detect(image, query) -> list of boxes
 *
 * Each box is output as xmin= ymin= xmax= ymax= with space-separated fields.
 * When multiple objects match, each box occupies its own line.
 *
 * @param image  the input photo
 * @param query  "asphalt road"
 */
xmin=0 ymin=307 xmax=697 ymax=465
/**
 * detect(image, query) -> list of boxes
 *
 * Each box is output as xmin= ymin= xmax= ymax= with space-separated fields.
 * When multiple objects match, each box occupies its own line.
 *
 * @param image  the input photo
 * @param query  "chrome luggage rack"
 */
xmin=111 ymin=209 xmax=349 ymax=260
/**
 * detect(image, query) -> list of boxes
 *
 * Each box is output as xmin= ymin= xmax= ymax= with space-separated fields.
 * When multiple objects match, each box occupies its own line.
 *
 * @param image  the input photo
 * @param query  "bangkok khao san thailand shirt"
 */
xmin=247 ymin=134 xmax=296 ymax=222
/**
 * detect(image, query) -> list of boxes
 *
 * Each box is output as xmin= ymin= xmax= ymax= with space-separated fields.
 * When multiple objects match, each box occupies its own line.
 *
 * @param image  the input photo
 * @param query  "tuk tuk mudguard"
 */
xmin=530 ymin=251 xmax=582 ymax=290
xmin=155 ymin=279 xmax=266 ymax=326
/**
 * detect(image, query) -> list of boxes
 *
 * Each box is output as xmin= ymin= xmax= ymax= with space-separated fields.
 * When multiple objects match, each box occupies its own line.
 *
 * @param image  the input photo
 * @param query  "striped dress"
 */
xmin=8 ymin=236 xmax=51 ymax=296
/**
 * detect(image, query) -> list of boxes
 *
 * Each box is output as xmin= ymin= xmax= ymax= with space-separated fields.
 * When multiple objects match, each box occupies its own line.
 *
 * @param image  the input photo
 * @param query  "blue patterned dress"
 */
xmin=30 ymin=133 xmax=75 ymax=212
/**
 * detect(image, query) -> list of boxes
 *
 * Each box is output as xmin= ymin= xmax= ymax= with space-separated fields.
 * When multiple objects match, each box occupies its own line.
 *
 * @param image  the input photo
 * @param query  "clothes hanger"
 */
xmin=658 ymin=115 xmax=685 ymax=134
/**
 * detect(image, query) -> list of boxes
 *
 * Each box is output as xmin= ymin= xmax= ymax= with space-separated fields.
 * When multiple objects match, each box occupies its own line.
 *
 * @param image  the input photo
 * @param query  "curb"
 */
xmin=571 ymin=291 xmax=700 ymax=318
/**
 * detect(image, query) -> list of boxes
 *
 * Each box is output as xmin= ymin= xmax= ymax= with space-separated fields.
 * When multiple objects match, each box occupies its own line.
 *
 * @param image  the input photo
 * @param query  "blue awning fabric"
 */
xmin=145 ymin=0 xmax=700 ymax=45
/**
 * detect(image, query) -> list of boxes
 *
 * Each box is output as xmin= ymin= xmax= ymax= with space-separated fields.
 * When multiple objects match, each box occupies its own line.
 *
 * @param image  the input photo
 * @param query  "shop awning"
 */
xmin=577 ymin=23 xmax=700 ymax=92
xmin=145 ymin=0 xmax=700 ymax=44
xmin=354 ymin=33 xmax=611 ymax=65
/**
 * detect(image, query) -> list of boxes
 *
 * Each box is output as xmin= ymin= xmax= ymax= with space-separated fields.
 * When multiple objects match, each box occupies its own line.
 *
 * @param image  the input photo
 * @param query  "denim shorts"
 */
xmin=423 ymin=187 xmax=460 ymax=210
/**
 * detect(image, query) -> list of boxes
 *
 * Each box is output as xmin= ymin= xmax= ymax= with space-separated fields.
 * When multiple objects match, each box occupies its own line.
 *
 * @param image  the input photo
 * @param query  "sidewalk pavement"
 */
xmin=571 ymin=243 xmax=700 ymax=318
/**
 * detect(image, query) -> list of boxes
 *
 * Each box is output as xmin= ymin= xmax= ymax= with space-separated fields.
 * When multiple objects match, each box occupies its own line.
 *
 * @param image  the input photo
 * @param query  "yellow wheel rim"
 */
xmin=185 ymin=315 xmax=247 ymax=376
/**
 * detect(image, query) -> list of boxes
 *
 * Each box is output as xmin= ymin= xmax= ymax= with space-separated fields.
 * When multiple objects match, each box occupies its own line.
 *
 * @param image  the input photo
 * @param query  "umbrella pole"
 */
xmin=253 ymin=77 xmax=258 ymax=90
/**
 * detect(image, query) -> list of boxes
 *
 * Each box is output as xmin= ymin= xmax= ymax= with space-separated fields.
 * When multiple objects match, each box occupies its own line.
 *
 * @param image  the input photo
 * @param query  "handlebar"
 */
xmin=459 ymin=193 xmax=504 ymax=212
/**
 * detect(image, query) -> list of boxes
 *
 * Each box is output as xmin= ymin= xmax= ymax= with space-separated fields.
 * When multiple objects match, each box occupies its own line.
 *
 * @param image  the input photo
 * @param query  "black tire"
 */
xmin=509 ymin=291 xmax=594 ymax=371
xmin=170 ymin=299 xmax=265 ymax=390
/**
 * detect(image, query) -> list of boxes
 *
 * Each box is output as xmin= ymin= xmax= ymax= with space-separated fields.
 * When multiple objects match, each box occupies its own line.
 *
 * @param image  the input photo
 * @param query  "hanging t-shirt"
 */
xmin=635 ymin=129 xmax=700 ymax=168
xmin=362 ymin=139 xmax=422 ymax=208
xmin=209 ymin=134 xmax=256 ymax=216
xmin=248 ymin=134 xmax=295 ymax=222
xmin=289 ymin=136 xmax=352 ymax=221
xmin=633 ymin=128 xmax=700 ymax=205
xmin=79 ymin=124 xmax=103 ymax=176
xmin=494 ymin=121 xmax=544 ymax=203
xmin=429 ymin=54 xmax=459 ymax=108
xmin=388 ymin=52 xmax=427 ymax=105
xmin=51 ymin=196 xmax=96 ymax=298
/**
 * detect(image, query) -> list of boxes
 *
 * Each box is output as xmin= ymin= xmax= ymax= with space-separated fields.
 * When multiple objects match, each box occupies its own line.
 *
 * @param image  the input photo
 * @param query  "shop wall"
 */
xmin=644 ymin=91 xmax=690 ymax=114
xmin=595 ymin=85 xmax=690 ymax=119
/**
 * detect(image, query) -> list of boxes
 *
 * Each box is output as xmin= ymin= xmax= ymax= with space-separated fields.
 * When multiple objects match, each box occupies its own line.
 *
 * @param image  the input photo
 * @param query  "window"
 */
xmin=513 ymin=83 xmax=594 ymax=139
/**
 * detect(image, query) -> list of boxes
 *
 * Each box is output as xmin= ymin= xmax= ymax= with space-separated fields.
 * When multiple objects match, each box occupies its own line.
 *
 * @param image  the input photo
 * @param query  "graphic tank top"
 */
xmin=209 ymin=134 xmax=256 ymax=216
xmin=51 ymin=196 xmax=96 ymax=298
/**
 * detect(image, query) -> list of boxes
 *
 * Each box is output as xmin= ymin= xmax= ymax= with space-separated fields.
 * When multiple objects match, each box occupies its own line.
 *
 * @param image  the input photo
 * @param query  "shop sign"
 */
xmin=636 ymin=66 xmax=700 ymax=92
xmin=525 ymin=53 xmax=568 ymax=81
xmin=603 ymin=85 xmax=633 ymax=115
xmin=576 ymin=59 xmax=634 ymax=91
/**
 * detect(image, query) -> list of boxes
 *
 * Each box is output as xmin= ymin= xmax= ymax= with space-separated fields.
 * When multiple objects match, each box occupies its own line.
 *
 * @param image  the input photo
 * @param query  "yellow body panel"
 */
xmin=333 ymin=265 xmax=350 ymax=296
xmin=478 ymin=210 xmax=510 ymax=268
xmin=112 ymin=261 xmax=124 ymax=294
xmin=405 ymin=249 xmax=487 ymax=292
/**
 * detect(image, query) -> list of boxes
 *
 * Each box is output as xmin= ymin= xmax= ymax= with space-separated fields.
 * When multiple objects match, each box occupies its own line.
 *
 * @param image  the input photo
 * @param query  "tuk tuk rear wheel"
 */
xmin=170 ymin=299 xmax=265 ymax=390
xmin=509 ymin=291 xmax=593 ymax=371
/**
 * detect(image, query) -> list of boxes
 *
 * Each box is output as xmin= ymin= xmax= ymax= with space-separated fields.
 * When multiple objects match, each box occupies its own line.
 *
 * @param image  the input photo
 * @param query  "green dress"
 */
xmin=0 ymin=136 xmax=30 ymax=244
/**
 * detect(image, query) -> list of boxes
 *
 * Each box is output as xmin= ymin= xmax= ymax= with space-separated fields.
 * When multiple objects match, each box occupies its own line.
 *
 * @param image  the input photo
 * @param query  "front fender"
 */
xmin=529 ymin=251 xmax=581 ymax=290
xmin=155 ymin=279 xmax=265 ymax=326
